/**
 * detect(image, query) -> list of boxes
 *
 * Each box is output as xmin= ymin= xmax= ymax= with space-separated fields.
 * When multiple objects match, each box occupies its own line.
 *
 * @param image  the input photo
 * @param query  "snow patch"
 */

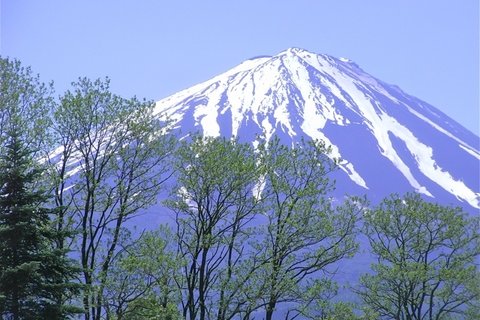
xmin=152 ymin=48 xmax=479 ymax=210
xmin=459 ymin=144 xmax=480 ymax=160
xmin=322 ymin=61 xmax=479 ymax=208
xmin=405 ymin=103 xmax=478 ymax=152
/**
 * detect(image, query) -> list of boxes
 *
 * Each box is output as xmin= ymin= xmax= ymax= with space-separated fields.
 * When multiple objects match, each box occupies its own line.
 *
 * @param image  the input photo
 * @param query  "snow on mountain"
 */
xmin=154 ymin=47 xmax=480 ymax=212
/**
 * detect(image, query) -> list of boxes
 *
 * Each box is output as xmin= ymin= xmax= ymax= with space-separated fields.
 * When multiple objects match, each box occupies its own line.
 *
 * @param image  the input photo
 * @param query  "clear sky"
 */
xmin=1 ymin=1 xmax=479 ymax=135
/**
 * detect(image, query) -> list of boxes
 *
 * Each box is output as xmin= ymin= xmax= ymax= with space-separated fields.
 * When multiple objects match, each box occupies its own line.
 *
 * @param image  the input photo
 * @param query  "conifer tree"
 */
xmin=0 ymin=57 xmax=81 ymax=319
xmin=0 ymin=125 xmax=81 ymax=319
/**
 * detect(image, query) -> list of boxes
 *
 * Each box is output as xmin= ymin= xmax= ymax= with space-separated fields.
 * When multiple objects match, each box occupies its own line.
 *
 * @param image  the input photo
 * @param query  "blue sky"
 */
xmin=2 ymin=1 xmax=479 ymax=135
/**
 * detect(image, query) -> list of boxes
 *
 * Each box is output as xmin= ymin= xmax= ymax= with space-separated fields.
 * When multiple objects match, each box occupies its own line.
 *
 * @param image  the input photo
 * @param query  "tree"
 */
xmin=0 ymin=125 xmax=80 ymax=319
xmin=0 ymin=57 xmax=80 ymax=319
xmin=166 ymin=136 xmax=362 ymax=319
xmin=252 ymin=137 xmax=361 ymax=320
xmin=166 ymin=135 xmax=263 ymax=320
xmin=358 ymin=193 xmax=480 ymax=320
xmin=0 ymin=57 xmax=53 ymax=153
xmin=53 ymin=77 xmax=176 ymax=319
xmin=103 ymin=226 xmax=181 ymax=320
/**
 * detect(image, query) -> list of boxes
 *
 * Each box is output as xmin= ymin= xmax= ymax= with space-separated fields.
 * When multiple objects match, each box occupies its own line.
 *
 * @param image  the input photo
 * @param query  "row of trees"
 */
xmin=0 ymin=57 xmax=479 ymax=319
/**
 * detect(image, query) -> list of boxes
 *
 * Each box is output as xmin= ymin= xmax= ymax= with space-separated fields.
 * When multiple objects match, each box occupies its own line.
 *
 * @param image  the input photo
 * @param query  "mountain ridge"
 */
xmin=154 ymin=48 xmax=480 ymax=211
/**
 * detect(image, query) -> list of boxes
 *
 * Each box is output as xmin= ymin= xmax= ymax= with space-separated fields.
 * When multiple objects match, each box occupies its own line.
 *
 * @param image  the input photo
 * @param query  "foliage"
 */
xmin=52 ymin=77 xmax=176 ymax=319
xmin=166 ymin=135 xmax=263 ymax=320
xmin=358 ymin=193 xmax=480 ymax=320
xmin=0 ymin=56 xmax=80 ymax=319
xmin=251 ymin=137 xmax=363 ymax=320
xmin=0 ymin=57 xmax=53 ymax=153
xmin=0 ymin=124 xmax=80 ymax=319
xmin=162 ymin=135 xmax=365 ymax=320
xmin=6 ymin=56 xmax=479 ymax=320
xmin=103 ymin=226 xmax=181 ymax=320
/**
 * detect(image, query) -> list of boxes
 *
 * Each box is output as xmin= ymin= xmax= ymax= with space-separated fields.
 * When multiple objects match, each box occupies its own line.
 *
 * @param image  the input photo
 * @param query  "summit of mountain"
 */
xmin=154 ymin=48 xmax=480 ymax=212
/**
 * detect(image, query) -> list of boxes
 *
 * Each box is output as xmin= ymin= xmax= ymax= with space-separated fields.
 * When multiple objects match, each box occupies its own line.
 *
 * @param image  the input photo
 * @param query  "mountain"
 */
xmin=153 ymin=47 xmax=480 ymax=213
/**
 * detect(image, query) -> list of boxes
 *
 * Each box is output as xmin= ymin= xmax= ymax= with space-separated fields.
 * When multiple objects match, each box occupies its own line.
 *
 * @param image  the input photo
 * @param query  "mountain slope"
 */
xmin=154 ymin=48 xmax=480 ymax=211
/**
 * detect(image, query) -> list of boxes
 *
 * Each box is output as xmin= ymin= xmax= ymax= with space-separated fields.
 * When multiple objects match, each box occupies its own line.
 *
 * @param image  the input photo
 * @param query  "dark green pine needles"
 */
xmin=0 ymin=127 xmax=80 ymax=320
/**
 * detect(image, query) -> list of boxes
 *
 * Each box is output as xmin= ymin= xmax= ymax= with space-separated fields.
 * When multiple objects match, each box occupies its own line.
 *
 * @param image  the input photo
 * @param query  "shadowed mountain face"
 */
xmin=154 ymin=47 xmax=479 ymax=213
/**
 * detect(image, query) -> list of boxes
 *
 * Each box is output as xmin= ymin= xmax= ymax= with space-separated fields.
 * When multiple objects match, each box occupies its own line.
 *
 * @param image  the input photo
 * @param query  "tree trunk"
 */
xmin=265 ymin=299 xmax=276 ymax=320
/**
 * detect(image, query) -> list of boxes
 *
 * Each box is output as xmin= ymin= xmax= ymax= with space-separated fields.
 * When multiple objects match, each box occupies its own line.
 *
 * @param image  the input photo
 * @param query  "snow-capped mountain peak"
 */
xmin=154 ymin=48 xmax=480 ymax=211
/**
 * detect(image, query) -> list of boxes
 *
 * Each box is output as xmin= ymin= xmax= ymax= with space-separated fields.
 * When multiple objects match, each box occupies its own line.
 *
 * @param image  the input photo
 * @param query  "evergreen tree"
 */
xmin=0 ymin=124 xmax=80 ymax=319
